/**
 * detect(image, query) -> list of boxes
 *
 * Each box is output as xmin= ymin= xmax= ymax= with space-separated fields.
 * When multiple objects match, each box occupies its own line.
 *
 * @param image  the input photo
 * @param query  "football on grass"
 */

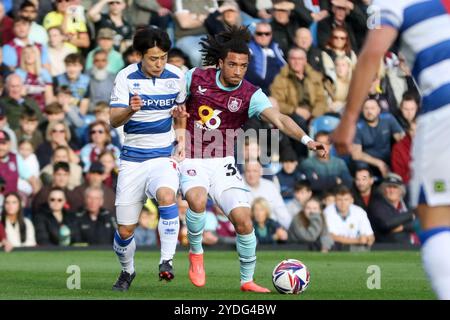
xmin=272 ymin=259 xmax=310 ymax=294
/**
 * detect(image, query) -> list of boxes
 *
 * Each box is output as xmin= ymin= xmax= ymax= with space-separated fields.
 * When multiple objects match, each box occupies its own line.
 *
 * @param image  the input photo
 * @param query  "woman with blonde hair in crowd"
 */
xmin=330 ymin=55 xmax=353 ymax=114
xmin=15 ymin=44 xmax=55 ymax=111
xmin=1 ymin=192 xmax=36 ymax=248
xmin=35 ymin=120 xmax=80 ymax=169
xmin=251 ymin=197 xmax=288 ymax=244
xmin=288 ymin=197 xmax=333 ymax=252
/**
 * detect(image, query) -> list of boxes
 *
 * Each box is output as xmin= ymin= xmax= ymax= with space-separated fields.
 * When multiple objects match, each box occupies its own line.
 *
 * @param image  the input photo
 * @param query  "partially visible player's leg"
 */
xmin=185 ymin=187 xmax=208 ymax=287
xmin=155 ymin=187 xmax=178 ymax=281
xmin=146 ymin=157 xmax=182 ymax=281
xmin=112 ymin=204 xmax=142 ymax=291
xmin=417 ymin=205 xmax=450 ymax=300
xmin=220 ymin=189 xmax=270 ymax=293
xmin=113 ymin=159 xmax=148 ymax=291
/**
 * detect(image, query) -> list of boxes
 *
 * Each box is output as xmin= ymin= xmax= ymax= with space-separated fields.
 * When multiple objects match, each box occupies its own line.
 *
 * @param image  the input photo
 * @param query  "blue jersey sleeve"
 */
xmin=248 ymin=88 xmax=272 ymax=118
xmin=185 ymin=67 xmax=196 ymax=97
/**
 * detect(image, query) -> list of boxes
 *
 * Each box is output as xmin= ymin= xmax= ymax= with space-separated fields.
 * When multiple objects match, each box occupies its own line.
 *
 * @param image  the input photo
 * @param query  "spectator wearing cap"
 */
xmin=88 ymin=50 xmax=115 ymax=112
xmin=275 ymin=147 xmax=305 ymax=202
xmin=270 ymin=47 xmax=328 ymax=118
xmin=244 ymin=161 xmax=292 ymax=229
xmin=245 ymin=21 xmax=286 ymax=96
xmin=317 ymin=0 xmax=367 ymax=53
xmin=0 ymin=101 xmax=18 ymax=152
xmin=71 ymin=186 xmax=116 ymax=245
xmin=87 ymin=0 xmax=133 ymax=53
xmin=324 ymin=185 xmax=375 ymax=250
xmin=0 ymin=129 xmax=39 ymax=196
xmin=351 ymin=98 xmax=405 ymax=179
xmin=85 ymin=28 xmax=124 ymax=74
xmin=270 ymin=0 xmax=306 ymax=56
xmin=2 ymin=16 xmax=51 ymax=71
xmin=43 ymin=0 xmax=90 ymax=50
xmin=0 ymin=73 xmax=43 ymax=131
xmin=299 ymin=131 xmax=352 ymax=195
xmin=71 ymin=161 xmax=116 ymax=217
xmin=368 ymin=173 xmax=417 ymax=244
xmin=32 ymin=161 xmax=78 ymax=216
xmin=18 ymin=0 xmax=49 ymax=46
xmin=204 ymin=0 xmax=242 ymax=36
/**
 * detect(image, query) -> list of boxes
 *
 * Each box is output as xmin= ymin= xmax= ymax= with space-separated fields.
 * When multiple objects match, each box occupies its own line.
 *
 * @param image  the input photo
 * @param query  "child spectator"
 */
xmin=33 ymin=187 xmax=76 ymax=246
xmin=252 ymin=197 xmax=288 ymax=245
xmin=99 ymin=150 xmax=118 ymax=190
xmin=14 ymin=110 xmax=43 ymax=150
xmin=276 ymin=147 xmax=304 ymax=202
xmin=18 ymin=139 xmax=40 ymax=183
xmin=286 ymin=181 xmax=312 ymax=219
xmin=134 ymin=207 xmax=157 ymax=246
xmin=288 ymin=197 xmax=333 ymax=252
xmin=1 ymin=192 xmax=36 ymax=247
xmin=53 ymin=53 xmax=90 ymax=115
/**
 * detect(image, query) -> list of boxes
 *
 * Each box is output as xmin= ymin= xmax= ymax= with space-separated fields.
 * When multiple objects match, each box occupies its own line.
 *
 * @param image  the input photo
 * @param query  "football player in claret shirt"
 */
xmin=173 ymin=26 xmax=328 ymax=292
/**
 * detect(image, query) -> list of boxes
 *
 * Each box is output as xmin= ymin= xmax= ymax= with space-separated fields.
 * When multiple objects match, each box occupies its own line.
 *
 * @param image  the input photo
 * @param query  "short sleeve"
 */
xmin=2 ymin=45 xmax=18 ymax=68
xmin=358 ymin=208 xmax=374 ymax=236
xmin=40 ymin=44 xmax=50 ymax=65
xmin=248 ymin=88 xmax=272 ymax=118
xmin=176 ymin=72 xmax=187 ymax=104
xmin=372 ymin=0 xmax=404 ymax=30
xmin=110 ymin=70 xmax=129 ymax=108
xmin=184 ymin=67 xmax=196 ymax=97
xmin=388 ymin=114 xmax=404 ymax=135
xmin=353 ymin=122 xmax=363 ymax=145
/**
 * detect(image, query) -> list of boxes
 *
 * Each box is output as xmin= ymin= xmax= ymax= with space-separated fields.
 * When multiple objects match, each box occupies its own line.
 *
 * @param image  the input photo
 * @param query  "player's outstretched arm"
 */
xmin=110 ymin=93 xmax=142 ymax=128
xmin=331 ymin=26 xmax=398 ymax=155
xmin=260 ymin=107 xmax=328 ymax=158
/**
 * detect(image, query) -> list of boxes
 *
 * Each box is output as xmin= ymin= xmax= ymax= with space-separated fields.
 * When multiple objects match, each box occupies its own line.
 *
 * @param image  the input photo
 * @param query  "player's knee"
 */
xmin=234 ymin=219 xmax=254 ymax=235
xmin=156 ymin=188 xmax=176 ymax=206
xmin=186 ymin=189 xmax=208 ymax=213
xmin=117 ymin=226 xmax=135 ymax=239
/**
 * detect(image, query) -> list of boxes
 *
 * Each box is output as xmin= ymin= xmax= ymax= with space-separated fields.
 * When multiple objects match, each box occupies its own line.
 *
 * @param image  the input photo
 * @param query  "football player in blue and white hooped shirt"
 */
xmin=109 ymin=27 xmax=186 ymax=291
xmin=332 ymin=0 xmax=450 ymax=299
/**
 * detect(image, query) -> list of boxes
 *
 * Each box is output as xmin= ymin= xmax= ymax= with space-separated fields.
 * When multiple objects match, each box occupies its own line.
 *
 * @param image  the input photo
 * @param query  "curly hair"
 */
xmin=200 ymin=25 xmax=251 ymax=67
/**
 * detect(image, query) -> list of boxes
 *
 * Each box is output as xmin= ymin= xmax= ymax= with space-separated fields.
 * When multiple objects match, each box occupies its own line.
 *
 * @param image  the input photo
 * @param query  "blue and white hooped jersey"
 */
xmin=374 ymin=0 xmax=450 ymax=115
xmin=110 ymin=63 xmax=186 ymax=162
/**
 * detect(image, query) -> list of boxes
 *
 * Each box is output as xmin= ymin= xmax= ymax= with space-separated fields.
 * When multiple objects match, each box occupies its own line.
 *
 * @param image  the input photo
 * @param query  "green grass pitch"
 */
xmin=0 ymin=249 xmax=434 ymax=300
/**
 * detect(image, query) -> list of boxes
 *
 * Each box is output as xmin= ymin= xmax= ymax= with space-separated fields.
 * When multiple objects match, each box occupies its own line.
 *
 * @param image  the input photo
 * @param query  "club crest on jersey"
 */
xmin=227 ymin=96 xmax=242 ymax=112
xmin=187 ymin=169 xmax=197 ymax=176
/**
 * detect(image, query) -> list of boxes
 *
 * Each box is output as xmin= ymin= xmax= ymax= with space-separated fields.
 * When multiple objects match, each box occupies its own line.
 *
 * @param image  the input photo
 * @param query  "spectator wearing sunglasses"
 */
xmin=79 ymin=120 xmax=120 ymax=173
xmin=245 ymin=22 xmax=286 ymax=96
xmin=33 ymin=187 xmax=77 ymax=246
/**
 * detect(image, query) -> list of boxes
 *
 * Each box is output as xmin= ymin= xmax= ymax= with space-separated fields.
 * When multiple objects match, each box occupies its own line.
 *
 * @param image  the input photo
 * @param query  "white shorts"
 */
xmin=179 ymin=156 xmax=250 ymax=214
xmin=115 ymin=157 xmax=179 ymax=206
xmin=410 ymin=105 xmax=450 ymax=207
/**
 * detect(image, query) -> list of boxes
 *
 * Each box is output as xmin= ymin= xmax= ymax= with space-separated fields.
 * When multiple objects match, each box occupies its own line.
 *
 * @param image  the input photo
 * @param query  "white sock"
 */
xmin=113 ymin=231 xmax=136 ymax=274
xmin=421 ymin=227 xmax=450 ymax=300
xmin=158 ymin=204 xmax=180 ymax=263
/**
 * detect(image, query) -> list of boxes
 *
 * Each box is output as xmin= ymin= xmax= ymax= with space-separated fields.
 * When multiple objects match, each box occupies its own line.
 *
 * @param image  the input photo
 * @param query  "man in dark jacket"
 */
xmin=72 ymin=186 xmax=117 ymax=245
xmin=368 ymin=173 xmax=416 ymax=244
xmin=352 ymin=167 xmax=377 ymax=212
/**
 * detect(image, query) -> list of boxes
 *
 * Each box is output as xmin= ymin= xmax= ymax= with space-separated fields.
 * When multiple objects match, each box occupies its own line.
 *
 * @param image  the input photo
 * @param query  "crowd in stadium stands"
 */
xmin=0 ymin=0 xmax=421 ymax=252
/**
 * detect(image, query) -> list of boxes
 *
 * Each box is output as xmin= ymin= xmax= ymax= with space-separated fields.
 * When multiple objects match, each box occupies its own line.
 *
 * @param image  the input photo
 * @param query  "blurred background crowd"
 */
xmin=0 ymin=0 xmax=421 ymax=252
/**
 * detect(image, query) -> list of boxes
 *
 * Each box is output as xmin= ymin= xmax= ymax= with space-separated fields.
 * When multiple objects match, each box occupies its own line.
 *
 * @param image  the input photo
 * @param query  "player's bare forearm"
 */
xmin=174 ymin=116 xmax=186 ymax=142
xmin=261 ymin=108 xmax=307 ymax=141
xmin=110 ymin=107 xmax=135 ymax=128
